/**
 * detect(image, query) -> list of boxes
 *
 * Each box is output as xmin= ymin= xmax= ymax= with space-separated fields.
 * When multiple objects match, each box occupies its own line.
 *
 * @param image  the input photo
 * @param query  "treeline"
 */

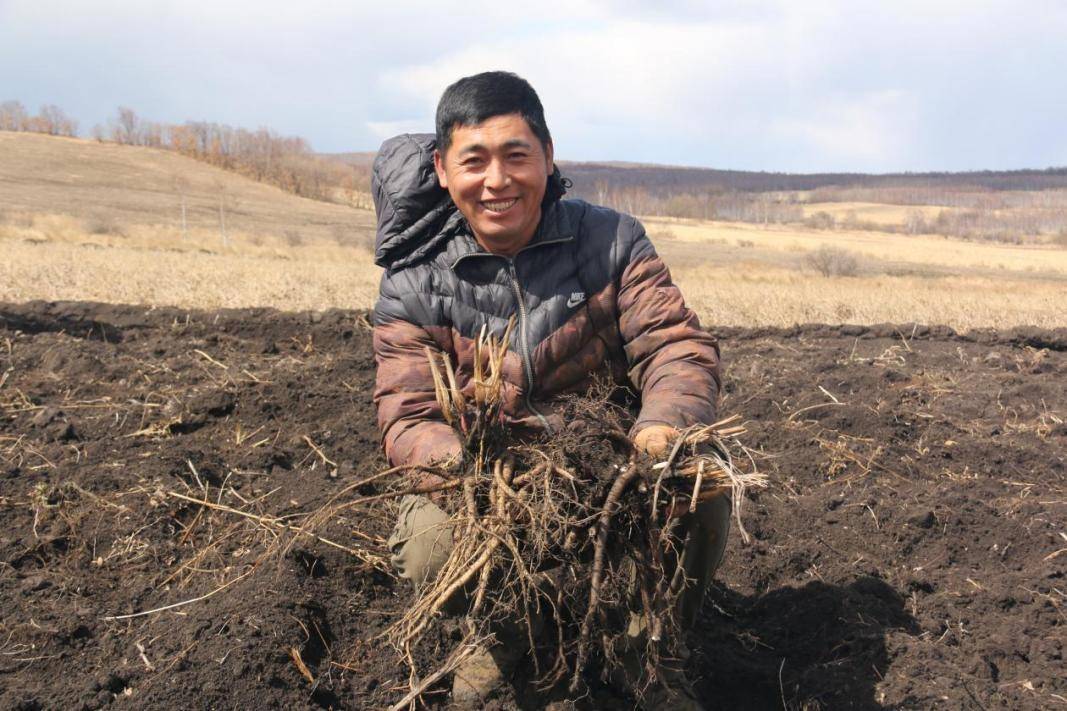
xmin=6 ymin=98 xmax=1067 ymax=241
xmin=807 ymin=186 xmax=1067 ymax=242
xmin=561 ymin=161 xmax=1067 ymax=198
xmin=562 ymin=161 xmax=1067 ymax=239
xmin=0 ymin=101 xmax=78 ymax=137
xmin=91 ymin=107 xmax=371 ymax=204
xmin=805 ymin=184 xmax=1067 ymax=210
xmin=0 ymin=100 xmax=371 ymax=206
xmin=563 ymin=166 xmax=1067 ymax=241
xmin=821 ymin=206 xmax=1067 ymax=244
xmin=573 ymin=181 xmax=803 ymax=223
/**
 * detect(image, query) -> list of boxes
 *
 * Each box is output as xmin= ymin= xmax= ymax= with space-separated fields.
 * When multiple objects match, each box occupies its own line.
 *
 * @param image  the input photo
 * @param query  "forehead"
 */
xmin=446 ymin=113 xmax=541 ymax=156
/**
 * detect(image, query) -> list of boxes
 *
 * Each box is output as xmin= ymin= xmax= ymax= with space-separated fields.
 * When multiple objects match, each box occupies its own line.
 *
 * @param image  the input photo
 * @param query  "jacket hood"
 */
xmin=371 ymin=132 xmax=569 ymax=270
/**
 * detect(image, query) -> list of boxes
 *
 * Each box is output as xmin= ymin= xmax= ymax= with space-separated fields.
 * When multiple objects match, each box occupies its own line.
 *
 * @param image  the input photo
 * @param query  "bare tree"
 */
xmin=0 ymin=100 xmax=28 ymax=131
xmin=905 ymin=209 xmax=927 ymax=235
xmin=38 ymin=104 xmax=77 ymax=136
xmin=215 ymin=180 xmax=239 ymax=247
xmin=112 ymin=106 xmax=141 ymax=145
xmin=172 ymin=175 xmax=191 ymax=241
xmin=142 ymin=121 xmax=164 ymax=147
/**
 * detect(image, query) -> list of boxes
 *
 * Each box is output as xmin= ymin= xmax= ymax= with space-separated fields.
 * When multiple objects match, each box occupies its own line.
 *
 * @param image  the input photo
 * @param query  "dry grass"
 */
xmin=636 ymin=214 xmax=1067 ymax=328
xmin=799 ymin=201 xmax=946 ymax=227
xmin=0 ymin=238 xmax=380 ymax=312
xmin=2 ymin=131 xmax=1065 ymax=329
xmin=0 ymin=131 xmax=375 ymax=247
xmin=3 ymin=212 xmax=1066 ymax=329
xmin=642 ymin=215 xmax=1067 ymax=277
xmin=0 ymin=211 xmax=368 ymax=256
xmin=670 ymin=264 xmax=1065 ymax=329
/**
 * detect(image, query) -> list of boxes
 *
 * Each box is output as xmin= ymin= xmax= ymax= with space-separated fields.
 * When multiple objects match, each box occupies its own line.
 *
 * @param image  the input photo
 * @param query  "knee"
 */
xmin=693 ymin=492 xmax=731 ymax=573
xmin=699 ymin=492 xmax=731 ymax=538
xmin=387 ymin=495 xmax=454 ymax=587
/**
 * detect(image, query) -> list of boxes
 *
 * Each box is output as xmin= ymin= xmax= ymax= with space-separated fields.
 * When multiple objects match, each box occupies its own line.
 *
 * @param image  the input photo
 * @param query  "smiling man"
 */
xmin=371 ymin=71 xmax=725 ymax=708
xmin=434 ymin=111 xmax=551 ymax=256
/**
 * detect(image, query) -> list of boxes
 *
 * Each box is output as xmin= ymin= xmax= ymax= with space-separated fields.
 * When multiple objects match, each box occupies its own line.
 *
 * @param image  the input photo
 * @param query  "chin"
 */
xmin=480 ymin=229 xmax=521 ymax=246
xmin=475 ymin=220 xmax=519 ymax=241
xmin=466 ymin=206 xmax=540 ymax=253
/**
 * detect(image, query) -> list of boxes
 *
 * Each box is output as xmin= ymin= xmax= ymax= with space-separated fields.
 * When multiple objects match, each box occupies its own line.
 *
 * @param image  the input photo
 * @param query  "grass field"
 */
xmin=0 ymin=131 xmax=374 ymax=247
xmin=799 ymin=201 xmax=945 ymax=226
xmin=643 ymin=215 xmax=1067 ymax=276
xmin=2 ymin=131 xmax=1065 ymax=329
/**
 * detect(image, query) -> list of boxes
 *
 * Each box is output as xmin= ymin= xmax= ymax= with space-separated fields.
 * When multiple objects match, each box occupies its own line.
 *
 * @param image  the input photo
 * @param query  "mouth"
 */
xmin=480 ymin=198 xmax=518 ymax=214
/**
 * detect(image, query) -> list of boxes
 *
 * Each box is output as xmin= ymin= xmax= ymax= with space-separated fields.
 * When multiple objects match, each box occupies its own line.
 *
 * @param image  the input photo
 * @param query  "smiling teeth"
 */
xmin=483 ymin=199 xmax=517 ymax=212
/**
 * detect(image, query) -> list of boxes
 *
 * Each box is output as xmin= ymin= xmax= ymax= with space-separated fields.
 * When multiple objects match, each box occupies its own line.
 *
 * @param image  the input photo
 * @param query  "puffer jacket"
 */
xmin=371 ymin=133 xmax=721 ymax=466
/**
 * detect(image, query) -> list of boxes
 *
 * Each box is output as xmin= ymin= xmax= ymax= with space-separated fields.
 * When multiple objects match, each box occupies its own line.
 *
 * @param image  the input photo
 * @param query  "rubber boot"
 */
xmin=451 ymin=599 xmax=544 ymax=706
xmin=451 ymin=641 xmax=523 ymax=708
xmin=612 ymin=494 xmax=730 ymax=709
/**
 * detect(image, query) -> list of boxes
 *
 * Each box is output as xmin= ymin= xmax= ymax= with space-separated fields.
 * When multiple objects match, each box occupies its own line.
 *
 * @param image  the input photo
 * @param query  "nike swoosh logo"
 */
xmin=566 ymin=295 xmax=584 ymax=308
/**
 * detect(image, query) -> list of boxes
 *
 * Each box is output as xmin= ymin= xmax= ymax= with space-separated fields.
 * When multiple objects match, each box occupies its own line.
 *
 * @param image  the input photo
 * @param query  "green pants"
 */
xmin=387 ymin=494 xmax=456 ymax=588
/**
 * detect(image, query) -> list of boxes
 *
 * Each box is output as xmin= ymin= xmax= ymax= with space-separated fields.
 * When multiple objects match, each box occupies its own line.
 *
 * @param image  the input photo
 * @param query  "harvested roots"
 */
xmin=349 ymin=336 xmax=765 ymax=700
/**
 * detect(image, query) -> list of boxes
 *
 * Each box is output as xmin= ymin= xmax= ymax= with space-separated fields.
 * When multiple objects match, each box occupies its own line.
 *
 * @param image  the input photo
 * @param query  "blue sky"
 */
xmin=2 ymin=0 xmax=1065 ymax=173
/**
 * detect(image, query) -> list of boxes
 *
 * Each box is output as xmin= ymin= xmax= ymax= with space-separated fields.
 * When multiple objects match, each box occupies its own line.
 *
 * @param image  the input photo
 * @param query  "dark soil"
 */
xmin=1 ymin=301 xmax=1064 ymax=710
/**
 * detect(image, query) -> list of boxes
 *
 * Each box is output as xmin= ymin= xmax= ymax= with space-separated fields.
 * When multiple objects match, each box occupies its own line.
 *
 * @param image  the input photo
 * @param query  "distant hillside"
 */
xmin=323 ymin=144 xmax=1067 ymax=196
xmin=324 ymin=151 xmax=377 ymax=170
xmin=0 ymin=131 xmax=375 ymax=247
xmin=315 ymin=143 xmax=1067 ymax=239
xmin=557 ymin=161 xmax=1067 ymax=198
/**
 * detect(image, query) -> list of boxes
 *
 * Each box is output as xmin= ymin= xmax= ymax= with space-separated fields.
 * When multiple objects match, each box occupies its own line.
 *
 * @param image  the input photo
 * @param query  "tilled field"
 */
xmin=0 ymin=302 xmax=1064 ymax=710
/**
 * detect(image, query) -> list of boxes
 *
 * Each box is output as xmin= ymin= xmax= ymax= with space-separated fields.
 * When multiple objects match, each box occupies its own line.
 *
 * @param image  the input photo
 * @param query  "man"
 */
xmin=372 ymin=71 xmax=727 ymax=708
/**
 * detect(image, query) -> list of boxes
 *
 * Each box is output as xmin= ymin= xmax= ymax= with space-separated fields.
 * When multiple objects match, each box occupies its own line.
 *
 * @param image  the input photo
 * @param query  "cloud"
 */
xmin=379 ymin=0 xmax=1067 ymax=171
xmin=365 ymin=120 xmax=429 ymax=141
xmin=770 ymin=91 xmax=921 ymax=172
xmin=1 ymin=0 xmax=1065 ymax=170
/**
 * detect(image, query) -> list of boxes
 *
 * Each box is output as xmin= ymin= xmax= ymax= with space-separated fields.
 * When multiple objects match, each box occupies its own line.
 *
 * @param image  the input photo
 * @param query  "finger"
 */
xmin=648 ymin=433 xmax=671 ymax=457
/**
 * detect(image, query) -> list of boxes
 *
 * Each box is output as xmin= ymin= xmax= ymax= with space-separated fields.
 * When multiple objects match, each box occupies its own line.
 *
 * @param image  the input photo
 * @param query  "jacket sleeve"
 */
xmin=615 ymin=217 xmax=722 ymax=435
xmin=372 ymin=272 xmax=462 ymax=467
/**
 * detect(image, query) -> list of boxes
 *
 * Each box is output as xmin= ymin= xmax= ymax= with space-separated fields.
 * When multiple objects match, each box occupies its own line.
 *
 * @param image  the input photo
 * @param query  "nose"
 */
xmin=484 ymin=158 xmax=510 ymax=190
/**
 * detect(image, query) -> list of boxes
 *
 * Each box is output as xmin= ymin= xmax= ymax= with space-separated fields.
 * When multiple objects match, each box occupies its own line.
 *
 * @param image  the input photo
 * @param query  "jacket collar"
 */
xmin=448 ymin=200 xmax=576 ymax=270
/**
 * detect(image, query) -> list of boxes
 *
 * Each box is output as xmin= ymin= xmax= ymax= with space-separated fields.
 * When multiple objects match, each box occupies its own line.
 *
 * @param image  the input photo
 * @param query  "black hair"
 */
xmin=435 ymin=71 xmax=552 ymax=154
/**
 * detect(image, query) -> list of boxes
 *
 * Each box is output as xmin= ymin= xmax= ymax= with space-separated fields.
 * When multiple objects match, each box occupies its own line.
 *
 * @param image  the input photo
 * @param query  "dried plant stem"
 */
xmin=167 ymin=491 xmax=388 ymax=569
xmin=302 ymin=435 xmax=337 ymax=467
xmin=689 ymin=460 xmax=705 ymax=514
xmin=104 ymin=568 xmax=254 ymax=620
xmin=386 ymin=640 xmax=482 ymax=711
xmin=405 ymin=539 xmax=500 ymax=644
xmin=340 ymin=478 xmax=465 ymax=508
xmin=571 ymin=455 xmax=640 ymax=693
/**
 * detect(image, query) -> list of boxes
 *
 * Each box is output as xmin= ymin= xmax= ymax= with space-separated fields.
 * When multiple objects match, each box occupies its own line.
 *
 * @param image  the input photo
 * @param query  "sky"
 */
xmin=2 ymin=0 xmax=1065 ymax=173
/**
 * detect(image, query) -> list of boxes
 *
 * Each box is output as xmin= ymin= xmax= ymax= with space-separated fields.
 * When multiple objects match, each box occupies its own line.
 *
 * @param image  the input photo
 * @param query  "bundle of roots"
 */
xmin=373 ymin=322 xmax=765 ymax=701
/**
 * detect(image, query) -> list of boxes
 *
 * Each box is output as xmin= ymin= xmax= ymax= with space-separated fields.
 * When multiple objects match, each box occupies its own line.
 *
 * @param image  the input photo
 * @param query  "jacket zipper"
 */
xmin=506 ymin=258 xmax=553 ymax=432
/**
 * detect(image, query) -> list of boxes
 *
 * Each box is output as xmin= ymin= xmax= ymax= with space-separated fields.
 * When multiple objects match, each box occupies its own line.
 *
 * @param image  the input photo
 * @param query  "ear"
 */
xmin=544 ymin=140 xmax=554 ymax=171
xmin=433 ymin=149 xmax=448 ymax=189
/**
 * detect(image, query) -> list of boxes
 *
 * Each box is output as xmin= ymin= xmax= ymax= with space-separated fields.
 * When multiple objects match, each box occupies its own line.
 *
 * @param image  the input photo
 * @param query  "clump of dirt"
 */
xmin=1 ymin=302 xmax=1064 ymax=709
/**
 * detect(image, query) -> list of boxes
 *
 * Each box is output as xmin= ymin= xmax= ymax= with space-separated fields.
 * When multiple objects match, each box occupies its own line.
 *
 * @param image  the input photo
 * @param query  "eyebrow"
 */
xmin=457 ymin=138 xmax=535 ymax=157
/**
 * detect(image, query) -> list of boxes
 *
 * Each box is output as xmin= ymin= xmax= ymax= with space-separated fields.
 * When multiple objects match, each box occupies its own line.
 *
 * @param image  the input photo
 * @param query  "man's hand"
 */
xmin=632 ymin=424 xmax=678 ymax=458
xmin=429 ymin=438 xmax=464 ymax=472
xmin=413 ymin=439 xmax=463 ymax=502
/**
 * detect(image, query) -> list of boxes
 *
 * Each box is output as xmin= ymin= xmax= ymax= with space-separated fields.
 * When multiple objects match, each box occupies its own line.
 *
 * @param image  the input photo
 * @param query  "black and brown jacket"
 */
xmin=371 ymin=134 xmax=721 ymax=466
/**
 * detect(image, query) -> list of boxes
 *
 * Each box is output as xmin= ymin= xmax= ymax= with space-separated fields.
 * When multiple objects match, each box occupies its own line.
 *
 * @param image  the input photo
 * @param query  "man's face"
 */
xmin=434 ymin=113 xmax=553 ymax=256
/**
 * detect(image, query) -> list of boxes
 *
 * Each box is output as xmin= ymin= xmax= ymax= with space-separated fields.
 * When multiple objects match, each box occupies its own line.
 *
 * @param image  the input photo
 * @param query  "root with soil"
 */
xmin=310 ymin=322 xmax=766 ymax=703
